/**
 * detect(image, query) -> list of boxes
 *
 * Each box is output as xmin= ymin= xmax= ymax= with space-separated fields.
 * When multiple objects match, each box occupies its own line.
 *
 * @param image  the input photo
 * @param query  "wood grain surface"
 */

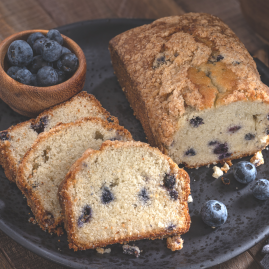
xmin=0 ymin=0 xmax=268 ymax=268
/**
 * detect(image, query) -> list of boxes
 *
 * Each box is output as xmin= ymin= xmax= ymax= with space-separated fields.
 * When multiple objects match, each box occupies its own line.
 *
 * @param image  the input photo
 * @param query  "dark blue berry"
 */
xmin=213 ymin=143 xmax=228 ymax=154
xmin=14 ymin=68 xmax=32 ymax=85
xmin=190 ymin=117 xmax=204 ymax=127
xmin=164 ymin=173 xmax=176 ymax=189
xmin=201 ymin=200 xmax=227 ymax=227
xmin=57 ymin=53 xmax=78 ymax=73
xmin=46 ymin=29 xmax=63 ymax=45
xmin=7 ymin=66 xmax=23 ymax=79
xmin=228 ymin=125 xmax=241 ymax=133
xmin=138 ymin=188 xmax=150 ymax=202
xmin=62 ymin=46 xmax=71 ymax=55
xmin=55 ymin=69 xmax=66 ymax=84
xmin=245 ymin=133 xmax=255 ymax=140
xmin=102 ymin=188 xmax=114 ymax=204
xmin=33 ymin=38 xmax=49 ymax=55
xmin=262 ymin=244 xmax=269 ymax=254
xmin=233 ymin=161 xmax=257 ymax=184
xmin=219 ymin=152 xmax=232 ymax=160
xmin=216 ymin=55 xmax=224 ymax=62
xmin=37 ymin=66 xmax=58 ymax=87
xmin=27 ymin=32 xmax=45 ymax=48
xmin=208 ymin=141 xmax=218 ymax=146
xmin=167 ymin=224 xmax=176 ymax=231
xmin=28 ymin=55 xmax=53 ymax=74
xmin=169 ymin=190 xmax=178 ymax=200
xmin=78 ymin=205 xmax=92 ymax=228
xmin=0 ymin=131 xmax=10 ymax=141
xmin=30 ymin=74 xmax=37 ymax=86
xmin=185 ymin=148 xmax=196 ymax=156
xmin=253 ymin=179 xmax=269 ymax=200
xmin=7 ymin=40 xmax=33 ymax=66
xmin=41 ymin=40 xmax=62 ymax=62
xmin=31 ymin=116 xmax=49 ymax=134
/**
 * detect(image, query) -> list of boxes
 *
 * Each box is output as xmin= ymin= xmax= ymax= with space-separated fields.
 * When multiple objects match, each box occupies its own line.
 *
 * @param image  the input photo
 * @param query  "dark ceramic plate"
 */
xmin=0 ymin=19 xmax=269 ymax=269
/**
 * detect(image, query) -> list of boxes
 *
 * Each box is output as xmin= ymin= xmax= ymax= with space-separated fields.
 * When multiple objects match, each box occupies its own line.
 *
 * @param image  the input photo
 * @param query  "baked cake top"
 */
xmin=109 ymin=13 xmax=269 ymax=146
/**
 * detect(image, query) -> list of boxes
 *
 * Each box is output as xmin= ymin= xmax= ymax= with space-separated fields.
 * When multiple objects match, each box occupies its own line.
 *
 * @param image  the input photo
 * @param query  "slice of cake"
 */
xmin=16 ymin=118 xmax=132 ymax=233
xmin=109 ymin=13 xmax=269 ymax=167
xmin=58 ymin=141 xmax=190 ymax=251
xmin=0 ymin=91 xmax=118 ymax=182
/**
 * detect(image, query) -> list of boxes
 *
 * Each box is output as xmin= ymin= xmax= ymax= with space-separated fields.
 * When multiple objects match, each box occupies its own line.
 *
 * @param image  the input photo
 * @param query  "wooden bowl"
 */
xmin=0 ymin=30 xmax=87 ymax=117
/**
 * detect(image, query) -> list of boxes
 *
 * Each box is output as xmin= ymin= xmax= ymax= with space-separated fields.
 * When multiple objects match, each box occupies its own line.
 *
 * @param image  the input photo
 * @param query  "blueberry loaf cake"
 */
xmin=109 ymin=13 xmax=269 ymax=167
xmin=58 ymin=141 xmax=190 ymax=251
xmin=0 ymin=91 xmax=118 ymax=182
xmin=16 ymin=118 xmax=132 ymax=233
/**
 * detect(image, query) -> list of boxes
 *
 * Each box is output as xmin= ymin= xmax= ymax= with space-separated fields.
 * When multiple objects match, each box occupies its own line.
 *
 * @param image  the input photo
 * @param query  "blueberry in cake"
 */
xmin=58 ymin=141 xmax=190 ymax=250
xmin=109 ymin=13 xmax=269 ymax=167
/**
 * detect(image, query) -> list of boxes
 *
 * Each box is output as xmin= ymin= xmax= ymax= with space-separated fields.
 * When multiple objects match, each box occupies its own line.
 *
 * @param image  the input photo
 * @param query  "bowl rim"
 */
xmin=0 ymin=29 xmax=87 ymax=93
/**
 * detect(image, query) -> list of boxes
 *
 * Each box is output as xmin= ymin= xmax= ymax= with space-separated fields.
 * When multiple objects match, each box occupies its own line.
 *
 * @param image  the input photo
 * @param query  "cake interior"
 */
xmin=168 ymin=101 xmax=269 ymax=166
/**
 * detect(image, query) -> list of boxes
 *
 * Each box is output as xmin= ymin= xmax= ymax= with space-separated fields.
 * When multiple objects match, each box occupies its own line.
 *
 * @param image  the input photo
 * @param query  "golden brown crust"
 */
xmin=16 ymin=118 xmax=133 ymax=233
xmin=109 ymin=13 xmax=269 ymax=149
xmin=59 ymin=140 xmax=190 ymax=251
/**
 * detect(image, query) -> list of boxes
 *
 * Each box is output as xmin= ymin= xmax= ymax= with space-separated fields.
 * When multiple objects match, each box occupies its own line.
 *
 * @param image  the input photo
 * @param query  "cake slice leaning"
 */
xmin=0 ymin=91 xmax=118 ymax=182
xmin=58 ymin=141 xmax=190 ymax=251
xmin=16 ymin=118 xmax=132 ymax=234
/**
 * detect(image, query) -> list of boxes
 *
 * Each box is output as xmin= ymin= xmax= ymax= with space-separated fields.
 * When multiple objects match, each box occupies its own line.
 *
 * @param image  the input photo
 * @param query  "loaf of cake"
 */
xmin=58 ymin=141 xmax=190 ymax=251
xmin=16 ymin=118 xmax=132 ymax=233
xmin=109 ymin=13 xmax=269 ymax=167
xmin=0 ymin=91 xmax=118 ymax=182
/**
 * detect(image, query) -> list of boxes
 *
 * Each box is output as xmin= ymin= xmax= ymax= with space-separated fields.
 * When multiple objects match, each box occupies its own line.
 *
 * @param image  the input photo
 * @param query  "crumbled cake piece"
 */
xmin=188 ymin=195 xmax=193 ymax=203
xmin=167 ymin=235 xmax=184 ymax=251
xmin=212 ymin=166 xmax=223 ymax=178
xmin=96 ymin=248 xmax=111 ymax=254
xmin=0 ymin=91 xmax=118 ymax=182
xmin=123 ymin=244 xmax=140 ymax=258
xmin=109 ymin=13 xmax=269 ymax=168
xmin=250 ymin=151 xmax=264 ymax=167
xmin=221 ymin=162 xmax=230 ymax=173
xmin=16 ymin=118 xmax=132 ymax=233
xmin=58 ymin=141 xmax=190 ymax=251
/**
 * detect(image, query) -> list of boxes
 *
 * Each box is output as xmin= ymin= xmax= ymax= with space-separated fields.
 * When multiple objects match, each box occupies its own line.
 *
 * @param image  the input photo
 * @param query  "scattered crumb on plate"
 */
xmin=96 ymin=248 xmax=111 ymax=254
xmin=167 ymin=235 xmax=184 ymax=251
xmin=250 ymin=151 xmax=264 ymax=167
xmin=212 ymin=166 xmax=223 ymax=178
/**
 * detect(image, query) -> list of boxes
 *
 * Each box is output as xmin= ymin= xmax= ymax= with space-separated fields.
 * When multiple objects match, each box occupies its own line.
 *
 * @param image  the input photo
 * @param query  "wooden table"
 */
xmin=0 ymin=0 xmax=268 ymax=268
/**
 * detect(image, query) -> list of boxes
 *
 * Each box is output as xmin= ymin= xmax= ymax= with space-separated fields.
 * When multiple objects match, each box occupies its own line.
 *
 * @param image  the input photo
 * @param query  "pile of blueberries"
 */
xmin=6 ymin=29 xmax=78 ymax=87
xmin=201 ymin=161 xmax=269 ymax=228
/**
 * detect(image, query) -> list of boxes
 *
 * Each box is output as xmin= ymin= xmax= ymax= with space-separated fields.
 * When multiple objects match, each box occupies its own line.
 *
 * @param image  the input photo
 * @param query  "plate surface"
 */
xmin=0 ymin=19 xmax=269 ymax=269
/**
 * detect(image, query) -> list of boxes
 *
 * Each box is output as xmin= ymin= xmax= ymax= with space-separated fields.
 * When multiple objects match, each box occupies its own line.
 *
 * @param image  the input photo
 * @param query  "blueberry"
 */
xmin=200 ymin=200 xmax=227 ymax=227
xmin=167 ymin=224 xmax=176 ymax=231
xmin=46 ymin=29 xmax=63 ymax=45
xmin=213 ymin=143 xmax=228 ymax=154
xmin=55 ymin=69 xmax=66 ymax=84
xmin=57 ymin=53 xmax=78 ymax=73
xmin=253 ymin=179 xmax=269 ymax=200
xmin=41 ymin=40 xmax=62 ymax=62
xmin=78 ymin=205 xmax=92 ymax=227
xmin=216 ymin=55 xmax=224 ymax=62
xmin=245 ymin=133 xmax=255 ymax=140
xmin=169 ymin=190 xmax=178 ymax=200
xmin=138 ymin=188 xmax=150 ymax=202
xmin=164 ymin=173 xmax=176 ymax=189
xmin=208 ymin=141 xmax=218 ymax=146
xmin=233 ymin=161 xmax=257 ymax=184
xmin=0 ymin=131 xmax=10 ymax=141
xmin=7 ymin=66 xmax=23 ymax=79
xmin=31 ymin=116 xmax=49 ymax=134
xmin=102 ymin=188 xmax=114 ymax=204
xmin=30 ymin=74 xmax=38 ymax=86
xmin=262 ymin=244 xmax=269 ymax=254
xmin=33 ymin=38 xmax=50 ymax=55
xmin=27 ymin=32 xmax=45 ymax=48
xmin=37 ymin=66 xmax=58 ymax=87
xmin=14 ymin=68 xmax=32 ymax=85
xmin=219 ymin=152 xmax=232 ymax=160
xmin=190 ymin=116 xmax=204 ymax=127
xmin=7 ymin=40 xmax=33 ymax=66
xmin=228 ymin=125 xmax=241 ymax=133
xmin=185 ymin=148 xmax=196 ymax=156
xmin=28 ymin=55 xmax=53 ymax=74
xmin=61 ymin=46 xmax=71 ymax=55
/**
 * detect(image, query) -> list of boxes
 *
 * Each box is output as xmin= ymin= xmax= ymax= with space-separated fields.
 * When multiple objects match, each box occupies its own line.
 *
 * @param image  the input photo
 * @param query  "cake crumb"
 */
xmin=212 ymin=166 xmax=223 ymax=178
xmin=123 ymin=244 xmax=140 ymax=258
xmin=221 ymin=162 xmax=230 ymax=173
xmin=250 ymin=151 xmax=264 ymax=167
xmin=167 ymin=235 xmax=184 ymax=251
xmin=96 ymin=248 xmax=111 ymax=254
xmin=226 ymin=160 xmax=233 ymax=166
xmin=28 ymin=217 xmax=37 ymax=224
xmin=188 ymin=195 xmax=193 ymax=203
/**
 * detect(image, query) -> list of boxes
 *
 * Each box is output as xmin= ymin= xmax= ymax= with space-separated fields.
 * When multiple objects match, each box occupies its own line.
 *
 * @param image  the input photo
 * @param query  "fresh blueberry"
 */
xmin=33 ymin=38 xmax=49 ymax=55
xmin=190 ymin=116 xmax=204 ymax=127
xmin=253 ymin=179 xmax=269 ymax=200
xmin=46 ymin=29 xmax=63 ymax=45
xmin=27 ymin=32 xmax=45 ymax=48
xmin=30 ymin=74 xmax=37 ymax=86
xmin=245 ymin=133 xmax=255 ymax=140
xmin=61 ymin=46 xmax=71 ymax=55
xmin=57 ymin=53 xmax=78 ymax=73
xmin=138 ymin=188 xmax=150 ymax=202
xmin=55 ymin=69 xmax=66 ymax=84
xmin=200 ymin=200 xmax=228 ymax=227
xmin=37 ymin=66 xmax=58 ymax=87
xmin=164 ymin=173 xmax=176 ymax=189
xmin=28 ymin=55 xmax=53 ymax=74
xmin=7 ymin=40 xmax=33 ymax=66
xmin=233 ymin=161 xmax=257 ymax=184
xmin=41 ymin=40 xmax=62 ymax=62
xmin=7 ymin=66 xmax=23 ymax=79
xmin=14 ymin=68 xmax=32 ymax=85
xmin=0 ymin=131 xmax=10 ymax=141
xmin=78 ymin=205 xmax=92 ymax=227
xmin=31 ymin=116 xmax=49 ymax=134
xmin=102 ymin=188 xmax=114 ymax=204
xmin=262 ymin=244 xmax=269 ymax=254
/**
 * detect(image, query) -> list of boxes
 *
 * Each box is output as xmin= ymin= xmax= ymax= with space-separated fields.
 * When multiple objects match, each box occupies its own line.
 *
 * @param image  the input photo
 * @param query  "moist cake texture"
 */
xmin=0 ymin=91 xmax=117 ymax=182
xmin=109 ymin=13 xmax=269 ymax=167
xmin=16 ymin=118 xmax=132 ymax=233
xmin=59 ymin=141 xmax=190 ymax=250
